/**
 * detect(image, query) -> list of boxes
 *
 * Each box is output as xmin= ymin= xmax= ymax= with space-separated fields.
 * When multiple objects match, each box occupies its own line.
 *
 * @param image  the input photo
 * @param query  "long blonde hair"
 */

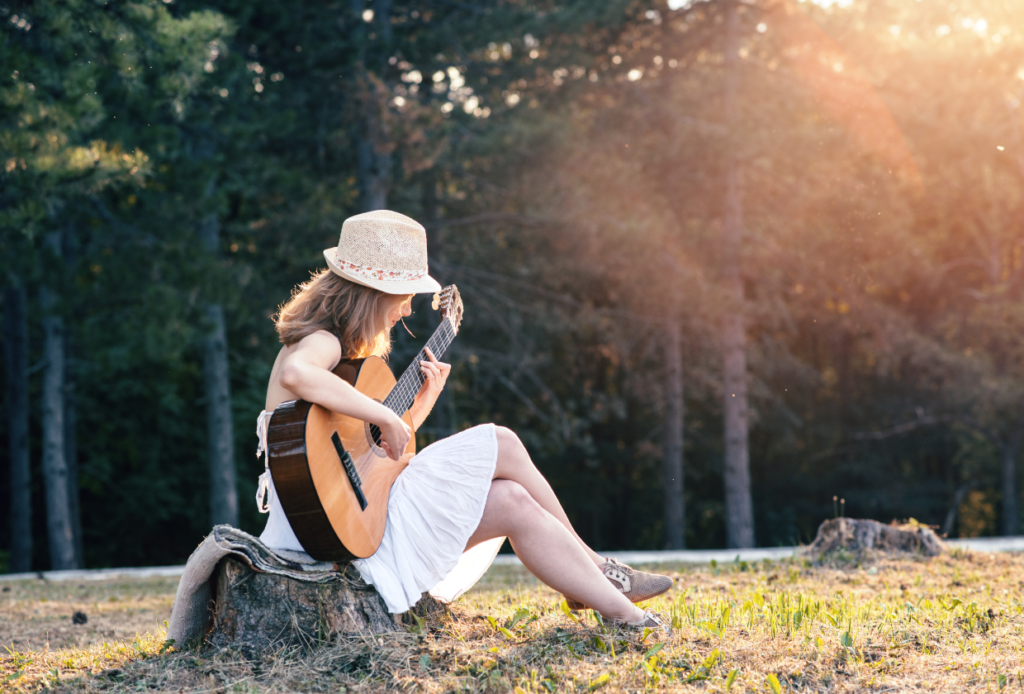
xmin=274 ymin=269 xmax=411 ymax=358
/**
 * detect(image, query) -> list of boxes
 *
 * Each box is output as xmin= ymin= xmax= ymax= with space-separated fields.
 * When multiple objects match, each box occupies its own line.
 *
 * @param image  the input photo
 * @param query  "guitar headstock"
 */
xmin=431 ymin=285 xmax=464 ymax=334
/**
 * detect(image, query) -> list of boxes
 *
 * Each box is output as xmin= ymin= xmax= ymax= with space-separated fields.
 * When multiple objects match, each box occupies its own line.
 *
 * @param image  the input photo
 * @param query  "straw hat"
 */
xmin=323 ymin=210 xmax=442 ymax=295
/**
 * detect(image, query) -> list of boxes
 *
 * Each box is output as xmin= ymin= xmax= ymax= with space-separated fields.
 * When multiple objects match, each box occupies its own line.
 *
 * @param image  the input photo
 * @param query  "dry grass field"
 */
xmin=2 ymin=549 xmax=1023 ymax=692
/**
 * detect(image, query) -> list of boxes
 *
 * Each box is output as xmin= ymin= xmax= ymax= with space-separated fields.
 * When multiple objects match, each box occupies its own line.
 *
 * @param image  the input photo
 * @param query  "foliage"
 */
xmin=1 ymin=0 xmax=1024 ymax=569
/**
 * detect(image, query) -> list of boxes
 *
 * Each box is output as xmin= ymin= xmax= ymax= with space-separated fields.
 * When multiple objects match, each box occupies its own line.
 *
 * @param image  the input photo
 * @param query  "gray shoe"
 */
xmin=565 ymin=558 xmax=673 ymax=611
xmin=601 ymin=557 xmax=673 ymax=601
xmin=606 ymin=609 xmax=672 ymax=634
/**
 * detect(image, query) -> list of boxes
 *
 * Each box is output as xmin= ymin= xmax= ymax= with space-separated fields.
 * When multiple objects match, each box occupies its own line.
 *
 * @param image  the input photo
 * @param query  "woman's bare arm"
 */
xmin=278 ymin=331 xmax=412 ymax=459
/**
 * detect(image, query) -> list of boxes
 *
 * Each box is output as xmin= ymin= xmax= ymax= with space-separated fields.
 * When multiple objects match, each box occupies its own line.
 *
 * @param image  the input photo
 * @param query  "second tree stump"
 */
xmin=806 ymin=518 xmax=945 ymax=559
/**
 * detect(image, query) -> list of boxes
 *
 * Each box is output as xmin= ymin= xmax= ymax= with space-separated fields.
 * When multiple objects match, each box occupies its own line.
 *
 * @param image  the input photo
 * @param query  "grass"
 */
xmin=2 ymin=550 xmax=1023 ymax=692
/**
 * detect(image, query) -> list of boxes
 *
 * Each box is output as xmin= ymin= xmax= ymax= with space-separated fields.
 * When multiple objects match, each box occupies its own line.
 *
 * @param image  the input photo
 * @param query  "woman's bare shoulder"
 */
xmin=288 ymin=330 xmax=344 ymax=369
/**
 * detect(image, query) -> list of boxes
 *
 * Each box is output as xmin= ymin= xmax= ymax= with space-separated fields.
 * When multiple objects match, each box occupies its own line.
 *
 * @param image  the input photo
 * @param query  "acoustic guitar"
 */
xmin=266 ymin=285 xmax=464 ymax=561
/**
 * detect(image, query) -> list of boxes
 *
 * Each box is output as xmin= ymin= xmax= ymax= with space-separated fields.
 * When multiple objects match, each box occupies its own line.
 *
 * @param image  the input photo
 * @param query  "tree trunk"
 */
xmin=1002 ymin=427 xmax=1021 ymax=536
xmin=942 ymin=480 xmax=979 ymax=537
xmin=662 ymin=320 xmax=685 ymax=549
xmin=64 ymin=324 xmax=83 ymax=565
xmin=721 ymin=0 xmax=755 ymax=549
xmin=200 ymin=211 xmax=238 ymax=528
xmin=63 ymin=228 xmax=84 ymax=566
xmin=421 ymin=172 xmax=452 ymax=437
xmin=40 ymin=232 xmax=78 ymax=570
xmin=208 ymin=557 xmax=401 ymax=652
xmin=423 ymin=171 xmax=441 ymax=265
xmin=357 ymin=137 xmax=392 ymax=213
xmin=355 ymin=0 xmax=392 ymax=214
xmin=4 ymin=279 xmax=32 ymax=573
xmin=372 ymin=0 xmax=393 ymax=47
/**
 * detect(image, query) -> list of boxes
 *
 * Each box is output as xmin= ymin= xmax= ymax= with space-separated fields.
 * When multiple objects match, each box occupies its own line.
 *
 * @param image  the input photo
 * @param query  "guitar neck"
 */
xmin=382 ymin=319 xmax=456 ymax=416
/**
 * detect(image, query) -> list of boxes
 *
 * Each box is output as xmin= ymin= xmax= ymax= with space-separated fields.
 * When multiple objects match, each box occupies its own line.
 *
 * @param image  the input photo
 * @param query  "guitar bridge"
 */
xmin=331 ymin=432 xmax=368 ymax=511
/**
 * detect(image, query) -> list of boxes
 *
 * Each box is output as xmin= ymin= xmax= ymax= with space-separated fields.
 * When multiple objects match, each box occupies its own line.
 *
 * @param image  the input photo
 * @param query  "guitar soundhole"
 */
xmin=365 ymin=421 xmax=388 ymax=458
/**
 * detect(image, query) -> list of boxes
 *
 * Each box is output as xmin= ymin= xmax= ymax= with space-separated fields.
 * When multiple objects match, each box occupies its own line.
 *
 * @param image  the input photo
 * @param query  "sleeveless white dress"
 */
xmin=255 ymin=410 xmax=505 ymax=614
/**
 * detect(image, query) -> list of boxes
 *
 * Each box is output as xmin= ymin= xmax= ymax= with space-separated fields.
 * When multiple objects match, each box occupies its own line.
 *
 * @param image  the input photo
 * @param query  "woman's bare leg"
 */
xmin=492 ymin=426 xmax=604 ymax=566
xmin=467 ymin=480 xmax=644 ymax=622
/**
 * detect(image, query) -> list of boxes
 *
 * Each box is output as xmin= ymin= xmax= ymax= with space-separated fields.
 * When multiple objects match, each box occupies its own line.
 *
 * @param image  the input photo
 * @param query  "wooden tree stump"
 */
xmin=207 ymin=557 xmax=403 ymax=652
xmin=805 ymin=518 xmax=945 ymax=559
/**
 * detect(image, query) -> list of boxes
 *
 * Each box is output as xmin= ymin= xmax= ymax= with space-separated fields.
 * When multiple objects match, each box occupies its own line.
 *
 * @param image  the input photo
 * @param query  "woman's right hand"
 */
xmin=378 ymin=412 xmax=413 ymax=461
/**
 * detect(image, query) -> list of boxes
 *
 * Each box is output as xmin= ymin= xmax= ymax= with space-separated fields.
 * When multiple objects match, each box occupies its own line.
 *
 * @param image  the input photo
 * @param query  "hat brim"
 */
xmin=323 ymin=248 xmax=443 ymax=295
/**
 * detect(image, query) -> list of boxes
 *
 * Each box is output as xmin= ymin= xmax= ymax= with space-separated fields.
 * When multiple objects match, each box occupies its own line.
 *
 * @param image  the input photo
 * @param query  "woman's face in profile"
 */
xmin=386 ymin=295 xmax=414 ymax=329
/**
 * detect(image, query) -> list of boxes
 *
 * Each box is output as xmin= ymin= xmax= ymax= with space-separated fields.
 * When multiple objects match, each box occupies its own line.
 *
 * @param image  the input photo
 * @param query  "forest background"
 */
xmin=3 ymin=0 xmax=1023 ymax=572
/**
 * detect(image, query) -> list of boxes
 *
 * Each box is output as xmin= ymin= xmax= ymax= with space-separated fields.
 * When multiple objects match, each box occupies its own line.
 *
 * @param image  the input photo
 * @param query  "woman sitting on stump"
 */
xmin=254 ymin=210 xmax=673 ymax=630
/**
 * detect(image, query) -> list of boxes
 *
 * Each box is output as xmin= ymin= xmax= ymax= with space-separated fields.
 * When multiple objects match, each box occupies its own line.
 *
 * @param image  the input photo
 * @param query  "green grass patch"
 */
xmin=2 ymin=552 xmax=1023 ymax=692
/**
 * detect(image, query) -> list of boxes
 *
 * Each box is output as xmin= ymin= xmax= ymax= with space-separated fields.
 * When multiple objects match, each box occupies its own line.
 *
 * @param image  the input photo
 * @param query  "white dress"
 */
xmin=255 ymin=411 xmax=505 ymax=614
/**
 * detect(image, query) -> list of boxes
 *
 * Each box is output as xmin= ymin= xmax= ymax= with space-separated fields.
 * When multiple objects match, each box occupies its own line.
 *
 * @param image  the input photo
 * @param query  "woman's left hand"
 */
xmin=415 ymin=347 xmax=451 ymax=410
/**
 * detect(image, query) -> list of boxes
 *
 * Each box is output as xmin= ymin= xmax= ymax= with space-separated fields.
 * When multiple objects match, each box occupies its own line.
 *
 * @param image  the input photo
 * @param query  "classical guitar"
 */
xmin=266 ymin=285 xmax=464 ymax=561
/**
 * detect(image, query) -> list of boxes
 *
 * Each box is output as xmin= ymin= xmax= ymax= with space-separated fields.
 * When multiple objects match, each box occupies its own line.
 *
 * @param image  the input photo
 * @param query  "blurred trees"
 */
xmin=799 ymin=0 xmax=1024 ymax=538
xmin=450 ymin=0 xmax=1024 ymax=547
xmin=1 ymin=0 xmax=233 ymax=568
xmin=2 ymin=0 xmax=1024 ymax=570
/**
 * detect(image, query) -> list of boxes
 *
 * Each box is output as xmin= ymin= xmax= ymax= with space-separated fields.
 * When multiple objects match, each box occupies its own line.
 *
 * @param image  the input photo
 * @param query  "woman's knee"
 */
xmin=495 ymin=426 xmax=533 ymax=469
xmin=495 ymin=425 xmax=520 ymax=449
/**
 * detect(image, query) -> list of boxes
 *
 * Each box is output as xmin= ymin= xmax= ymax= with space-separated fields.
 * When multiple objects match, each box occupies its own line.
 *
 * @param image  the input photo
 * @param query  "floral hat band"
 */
xmin=333 ymin=253 xmax=429 ymax=282
xmin=322 ymin=210 xmax=442 ymax=295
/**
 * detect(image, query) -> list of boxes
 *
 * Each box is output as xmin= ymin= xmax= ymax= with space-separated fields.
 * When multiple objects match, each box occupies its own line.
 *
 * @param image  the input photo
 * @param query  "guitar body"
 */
xmin=267 ymin=356 xmax=416 ymax=561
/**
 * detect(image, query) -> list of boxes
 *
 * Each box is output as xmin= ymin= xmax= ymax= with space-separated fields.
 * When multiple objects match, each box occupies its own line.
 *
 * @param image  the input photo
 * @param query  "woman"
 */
xmin=255 ymin=210 xmax=672 ymax=629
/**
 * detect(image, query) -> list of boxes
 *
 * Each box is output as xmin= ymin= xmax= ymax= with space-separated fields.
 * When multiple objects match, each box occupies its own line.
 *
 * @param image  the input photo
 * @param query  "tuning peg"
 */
xmin=431 ymin=293 xmax=440 ymax=311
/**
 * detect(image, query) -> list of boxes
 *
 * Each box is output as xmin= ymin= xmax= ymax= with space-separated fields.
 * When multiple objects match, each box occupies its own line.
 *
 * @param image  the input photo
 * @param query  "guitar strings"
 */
xmin=395 ymin=321 xmax=453 ymax=407
xmin=384 ymin=319 xmax=456 ymax=409
xmin=382 ymin=325 xmax=452 ymax=410
xmin=359 ymin=323 xmax=453 ymax=476
xmin=379 ymin=322 xmax=453 ymax=423
xmin=357 ymin=318 xmax=457 ymax=476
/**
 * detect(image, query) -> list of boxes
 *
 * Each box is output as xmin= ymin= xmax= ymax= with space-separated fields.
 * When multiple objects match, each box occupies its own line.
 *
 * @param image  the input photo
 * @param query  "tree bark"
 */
xmin=208 ymin=557 xmax=401 ymax=652
xmin=423 ymin=171 xmax=441 ymax=264
xmin=662 ymin=320 xmax=686 ymax=549
xmin=941 ymin=480 xmax=979 ymax=537
xmin=200 ymin=211 xmax=238 ymax=527
xmin=721 ymin=0 xmax=755 ymax=549
xmin=1002 ymin=426 xmax=1021 ymax=536
xmin=357 ymin=137 xmax=392 ymax=213
xmin=63 ymin=228 xmax=84 ymax=566
xmin=372 ymin=0 xmax=393 ymax=47
xmin=355 ymin=0 xmax=392 ymax=214
xmin=4 ymin=279 xmax=32 ymax=573
xmin=64 ymin=324 xmax=83 ymax=565
xmin=40 ymin=232 xmax=78 ymax=570
xmin=807 ymin=518 xmax=945 ymax=558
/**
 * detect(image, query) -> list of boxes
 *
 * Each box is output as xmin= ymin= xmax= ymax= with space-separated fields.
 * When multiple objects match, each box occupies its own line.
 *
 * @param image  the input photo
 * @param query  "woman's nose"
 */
xmin=402 ymin=303 xmax=412 ymax=317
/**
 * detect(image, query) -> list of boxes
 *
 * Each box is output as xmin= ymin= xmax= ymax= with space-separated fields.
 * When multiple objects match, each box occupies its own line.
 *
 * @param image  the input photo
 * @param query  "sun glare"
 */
xmin=796 ymin=0 xmax=855 ymax=7
xmin=668 ymin=0 xmax=854 ymax=8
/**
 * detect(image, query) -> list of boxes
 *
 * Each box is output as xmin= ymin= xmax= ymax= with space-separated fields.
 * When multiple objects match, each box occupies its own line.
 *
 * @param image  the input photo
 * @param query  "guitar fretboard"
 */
xmin=382 ymin=318 xmax=456 ymax=416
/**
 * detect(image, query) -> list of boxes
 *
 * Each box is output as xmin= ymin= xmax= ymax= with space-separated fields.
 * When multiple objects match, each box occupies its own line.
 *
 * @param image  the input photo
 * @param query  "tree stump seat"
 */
xmin=167 ymin=525 xmax=444 ymax=652
xmin=805 ymin=518 xmax=945 ymax=559
xmin=207 ymin=557 xmax=399 ymax=651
